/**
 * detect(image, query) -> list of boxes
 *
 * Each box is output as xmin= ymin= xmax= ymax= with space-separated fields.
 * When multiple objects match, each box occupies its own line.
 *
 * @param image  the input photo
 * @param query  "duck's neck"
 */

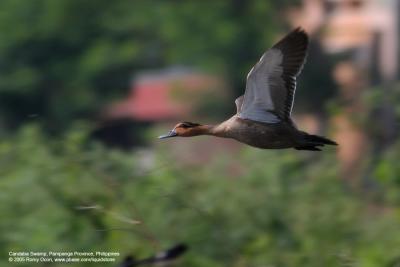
xmin=195 ymin=124 xmax=224 ymax=136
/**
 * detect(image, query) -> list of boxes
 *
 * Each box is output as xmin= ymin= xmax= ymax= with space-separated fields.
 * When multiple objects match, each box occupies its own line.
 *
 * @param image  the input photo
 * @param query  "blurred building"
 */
xmin=105 ymin=68 xmax=226 ymax=122
xmin=94 ymin=67 xmax=231 ymax=154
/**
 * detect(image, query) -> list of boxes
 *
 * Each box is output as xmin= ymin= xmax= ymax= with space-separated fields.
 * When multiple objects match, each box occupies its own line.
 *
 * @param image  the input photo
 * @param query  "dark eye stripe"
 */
xmin=180 ymin=122 xmax=200 ymax=128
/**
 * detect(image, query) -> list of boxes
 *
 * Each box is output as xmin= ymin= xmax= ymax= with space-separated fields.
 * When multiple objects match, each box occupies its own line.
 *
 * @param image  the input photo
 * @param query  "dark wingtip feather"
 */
xmin=293 ymin=27 xmax=307 ymax=34
xmin=271 ymin=27 xmax=309 ymax=120
xmin=273 ymin=27 xmax=309 ymax=50
xmin=292 ymin=27 xmax=309 ymax=38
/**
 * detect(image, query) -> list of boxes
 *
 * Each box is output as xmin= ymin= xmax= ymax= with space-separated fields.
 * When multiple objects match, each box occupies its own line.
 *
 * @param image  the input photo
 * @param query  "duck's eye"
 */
xmin=178 ymin=122 xmax=200 ymax=128
xmin=180 ymin=123 xmax=190 ymax=128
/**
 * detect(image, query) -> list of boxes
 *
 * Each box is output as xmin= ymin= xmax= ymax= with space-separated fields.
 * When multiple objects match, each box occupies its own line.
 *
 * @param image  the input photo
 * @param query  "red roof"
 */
xmin=107 ymin=81 xmax=186 ymax=121
xmin=105 ymin=69 xmax=222 ymax=122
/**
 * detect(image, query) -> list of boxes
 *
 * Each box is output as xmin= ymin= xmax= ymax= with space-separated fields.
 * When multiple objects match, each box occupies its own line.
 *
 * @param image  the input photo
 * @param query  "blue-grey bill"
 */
xmin=158 ymin=130 xmax=177 ymax=139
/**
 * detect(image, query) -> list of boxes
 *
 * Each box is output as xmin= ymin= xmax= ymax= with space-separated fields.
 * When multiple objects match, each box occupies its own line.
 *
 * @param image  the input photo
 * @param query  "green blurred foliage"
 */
xmin=1 ymin=124 xmax=399 ymax=267
xmin=0 ymin=0 xmax=295 ymax=133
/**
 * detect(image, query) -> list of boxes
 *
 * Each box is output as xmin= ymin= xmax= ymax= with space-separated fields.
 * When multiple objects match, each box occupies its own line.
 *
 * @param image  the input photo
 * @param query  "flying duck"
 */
xmin=159 ymin=28 xmax=337 ymax=151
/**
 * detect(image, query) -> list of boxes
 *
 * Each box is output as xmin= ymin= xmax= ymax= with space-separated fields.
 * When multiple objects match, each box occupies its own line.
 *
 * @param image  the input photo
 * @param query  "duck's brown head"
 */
xmin=158 ymin=122 xmax=205 ymax=139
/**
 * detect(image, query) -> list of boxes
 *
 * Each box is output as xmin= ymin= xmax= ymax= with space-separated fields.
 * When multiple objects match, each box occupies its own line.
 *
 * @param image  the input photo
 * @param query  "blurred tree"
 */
xmin=0 ymin=0 xmax=296 ymax=134
xmin=1 ymin=124 xmax=400 ymax=267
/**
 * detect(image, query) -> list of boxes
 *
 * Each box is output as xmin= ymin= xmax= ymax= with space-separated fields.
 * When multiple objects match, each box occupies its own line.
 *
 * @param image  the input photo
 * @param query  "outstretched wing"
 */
xmin=237 ymin=27 xmax=309 ymax=123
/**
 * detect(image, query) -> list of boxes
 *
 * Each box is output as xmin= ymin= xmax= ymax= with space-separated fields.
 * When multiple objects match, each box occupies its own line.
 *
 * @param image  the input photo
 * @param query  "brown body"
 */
xmin=209 ymin=116 xmax=301 ymax=149
xmin=160 ymin=118 xmax=336 ymax=151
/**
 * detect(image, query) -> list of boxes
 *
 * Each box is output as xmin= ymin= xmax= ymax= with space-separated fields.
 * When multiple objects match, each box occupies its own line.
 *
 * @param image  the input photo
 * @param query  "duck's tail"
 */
xmin=295 ymin=132 xmax=338 ymax=151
